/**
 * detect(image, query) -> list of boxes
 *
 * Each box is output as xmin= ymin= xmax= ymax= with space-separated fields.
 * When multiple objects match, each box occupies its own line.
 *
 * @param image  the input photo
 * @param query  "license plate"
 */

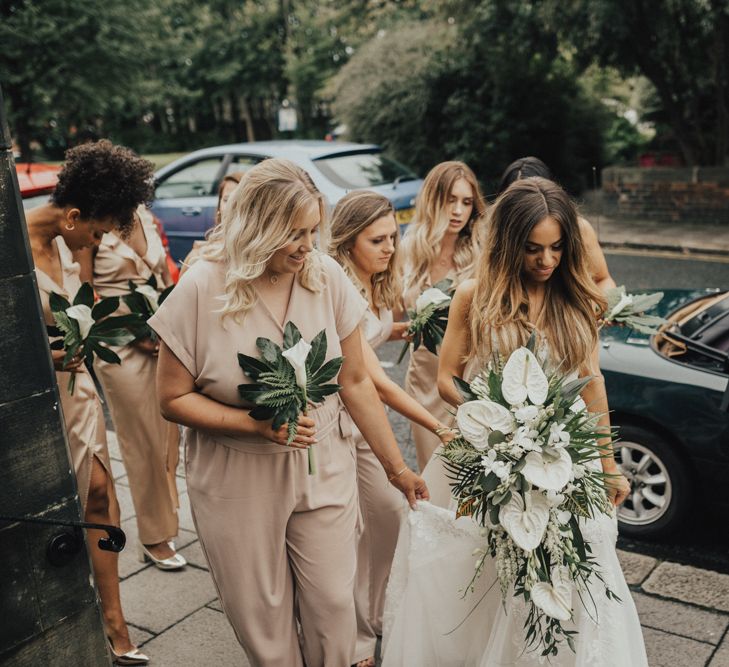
xmin=395 ymin=207 xmax=415 ymax=225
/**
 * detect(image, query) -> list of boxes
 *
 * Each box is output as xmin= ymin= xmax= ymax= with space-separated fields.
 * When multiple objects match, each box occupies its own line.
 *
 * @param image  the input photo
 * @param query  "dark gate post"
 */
xmin=0 ymin=87 xmax=110 ymax=664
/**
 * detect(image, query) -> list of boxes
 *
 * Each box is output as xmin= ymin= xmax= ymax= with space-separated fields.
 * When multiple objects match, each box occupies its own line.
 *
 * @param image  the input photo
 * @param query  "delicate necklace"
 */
xmin=36 ymin=240 xmax=57 ymax=265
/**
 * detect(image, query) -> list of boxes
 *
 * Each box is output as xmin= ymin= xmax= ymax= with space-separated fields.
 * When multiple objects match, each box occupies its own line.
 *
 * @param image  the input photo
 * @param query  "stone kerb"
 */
xmin=602 ymin=166 xmax=729 ymax=225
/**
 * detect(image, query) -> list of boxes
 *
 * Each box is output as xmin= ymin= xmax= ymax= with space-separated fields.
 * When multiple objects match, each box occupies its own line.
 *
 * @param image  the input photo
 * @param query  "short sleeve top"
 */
xmin=149 ymin=252 xmax=368 ymax=411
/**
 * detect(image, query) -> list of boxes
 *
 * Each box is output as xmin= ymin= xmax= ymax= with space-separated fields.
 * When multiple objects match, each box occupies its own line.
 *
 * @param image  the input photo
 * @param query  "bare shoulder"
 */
xmin=577 ymin=215 xmax=598 ymax=242
xmin=452 ymin=279 xmax=477 ymax=316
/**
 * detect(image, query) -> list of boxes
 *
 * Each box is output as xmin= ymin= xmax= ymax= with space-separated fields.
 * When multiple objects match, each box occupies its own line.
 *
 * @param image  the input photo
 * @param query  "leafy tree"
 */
xmin=551 ymin=0 xmax=729 ymax=166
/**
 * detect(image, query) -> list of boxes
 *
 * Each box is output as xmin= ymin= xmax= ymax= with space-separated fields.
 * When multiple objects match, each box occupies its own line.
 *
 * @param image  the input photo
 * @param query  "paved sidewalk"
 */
xmin=109 ymin=428 xmax=729 ymax=667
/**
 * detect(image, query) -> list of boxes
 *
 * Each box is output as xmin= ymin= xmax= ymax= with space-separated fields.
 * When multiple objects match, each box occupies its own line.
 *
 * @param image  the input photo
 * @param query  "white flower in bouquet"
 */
xmin=548 ymin=422 xmax=571 ymax=448
xmin=545 ymin=489 xmax=566 ymax=507
xmin=456 ymin=399 xmax=516 ymax=449
xmin=480 ymin=449 xmax=512 ymax=481
xmin=501 ymin=347 xmax=549 ymax=406
xmin=135 ymin=284 xmax=161 ymax=311
xmin=570 ymin=396 xmax=587 ymax=413
xmin=282 ymin=338 xmax=312 ymax=392
xmin=531 ymin=566 xmax=573 ymax=621
xmin=514 ymin=403 xmax=540 ymax=425
xmin=498 ymin=491 xmax=551 ymax=552
xmin=522 ymin=447 xmax=573 ymax=491
xmin=512 ymin=425 xmax=541 ymax=452
xmin=65 ymin=304 xmax=95 ymax=339
xmin=415 ymin=286 xmax=450 ymax=314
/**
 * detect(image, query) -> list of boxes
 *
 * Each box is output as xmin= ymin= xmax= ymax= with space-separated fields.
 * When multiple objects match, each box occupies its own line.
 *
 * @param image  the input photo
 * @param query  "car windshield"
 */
xmin=313 ymin=151 xmax=417 ymax=189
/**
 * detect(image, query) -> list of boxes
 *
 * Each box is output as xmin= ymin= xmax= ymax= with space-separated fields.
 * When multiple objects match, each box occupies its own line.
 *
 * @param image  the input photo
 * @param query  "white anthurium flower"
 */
xmin=498 ymin=491 xmax=550 ymax=552
xmin=481 ymin=449 xmax=512 ymax=481
xmin=521 ymin=447 xmax=572 ymax=491
xmin=415 ymin=287 xmax=450 ymax=314
xmin=545 ymin=489 xmax=565 ymax=507
xmin=570 ymin=396 xmax=587 ymax=413
xmin=548 ymin=422 xmax=571 ymax=448
xmin=136 ymin=284 xmax=160 ymax=311
xmin=457 ymin=399 xmax=517 ymax=449
xmin=514 ymin=404 xmax=540 ymax=425
xmin=66 ymin=304 xmax=95 ymax=340
xmin=531 ymin=566 xmax=573 ymax=621
xmin=607 ymin=292 xmax=634 ymax=320
xmin=501 ymin=347 xmax=549 ymax=407
xmin=556 ymin=509 xmax=572 ymax=525
xmin=282 ymin=338 xmax=312 ymax=391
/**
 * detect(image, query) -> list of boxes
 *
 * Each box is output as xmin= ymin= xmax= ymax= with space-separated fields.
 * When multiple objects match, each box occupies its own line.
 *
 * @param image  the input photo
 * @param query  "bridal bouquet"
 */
xmin=440 ymin=337 xmax=620 ymax=656
xmin=396 ymin=279 xmax=453 ymax=363
xmin=237 ymin=322 xmax=344 ymax=475
xmin=600 ymin=286 xmax=666 ymax=334
xmin=123 ymin=276 xmax=174 ymax=341
xmin=48 ymin=282 xmax=141 ymax=394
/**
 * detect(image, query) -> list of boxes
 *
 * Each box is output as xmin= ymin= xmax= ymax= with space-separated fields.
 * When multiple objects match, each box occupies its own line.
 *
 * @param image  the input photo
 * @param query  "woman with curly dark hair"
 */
xmin=26 ymin=140 xmax=153 ymax=665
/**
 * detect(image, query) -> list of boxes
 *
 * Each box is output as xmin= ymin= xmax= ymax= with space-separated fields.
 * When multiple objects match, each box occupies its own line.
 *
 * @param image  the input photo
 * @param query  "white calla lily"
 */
xmin=531 ymin=567 xmax=573 ymax=621
xmin=522 ymin=447 xmax=572 ymax=491
xmin=282 ymin=338 xmax=312 ymax=391
xmin=66 ymin=304 xmax=95 ymax=340
xmin=498 ymin=491 xmax=550 ymax=552
xmin=136 ymin=284 xmax=160 ymax=311
xmin=415 ymin=287 xmax=450 ymax=314
xmin=501 ymin=347 xmax=549 ymax=407
xmin=457 ymin=399 xmax=516 ymax=450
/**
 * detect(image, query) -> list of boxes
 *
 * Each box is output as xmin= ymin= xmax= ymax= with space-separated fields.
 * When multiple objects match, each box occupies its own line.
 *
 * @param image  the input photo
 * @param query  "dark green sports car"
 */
xmin=600 ymin=288 xmax=729 ymax=538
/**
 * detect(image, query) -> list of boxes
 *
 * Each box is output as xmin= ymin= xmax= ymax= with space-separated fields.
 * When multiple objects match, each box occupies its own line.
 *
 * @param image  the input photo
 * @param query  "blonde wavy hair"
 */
xmin=470 ymin=177 xmax=606 ymax=373
xmin=328 ymin=190 xmax=402 ymax=310
xmin=401 ymin=161 xmax=486 ymax=297
xmin=201 ymin=158 xmax=325 ymax=321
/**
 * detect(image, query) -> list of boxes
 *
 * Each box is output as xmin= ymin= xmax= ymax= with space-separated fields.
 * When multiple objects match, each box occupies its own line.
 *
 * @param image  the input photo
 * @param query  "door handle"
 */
xmin=181 ymin=206 xmax=202 ymax=216
xmin=0 ymin=514 xmax=126 ymax=566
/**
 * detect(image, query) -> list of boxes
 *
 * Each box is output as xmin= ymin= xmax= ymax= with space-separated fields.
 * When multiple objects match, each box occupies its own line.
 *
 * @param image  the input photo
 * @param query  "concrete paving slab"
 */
xmin=177 ymin=491 xmax=197 ymax=533
xmin=127 ymin=623 xmax=154 ymax=647
xmin=643 ymin=562 xmax=729 ymax=613
xmin=633 ymin=591 xmax=728 ymax=644
xmin=140 ymin=607 xmax=248 ymax=666
xmin=207 ymin=599 xmax=224 ymax=612
xmin=179 ymin=540 xmax=208 ymax=570
xmin=122 ymin=564 xmax=217 ymax=634
xmin=115 ymin=481 xmax=136 ymax=520
xmin=118 ymin=516 xmax=197 ymax=580
xmin=710 ymin=640 xmax=729 ymax=667
xmin=618 ymin=549 xmax=658 ymax=586
xmin=110 ymin=458 xmax=127 ymax=480
xmin=642 ymin=626 xmax=714 ymax=667
xmin=107 ymin=429 xmax=122 ymax=461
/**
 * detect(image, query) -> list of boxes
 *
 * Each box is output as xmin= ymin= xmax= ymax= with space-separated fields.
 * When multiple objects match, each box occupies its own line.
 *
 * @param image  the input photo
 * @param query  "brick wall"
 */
xmin=602 ymin=166 xmax=729 ymax=225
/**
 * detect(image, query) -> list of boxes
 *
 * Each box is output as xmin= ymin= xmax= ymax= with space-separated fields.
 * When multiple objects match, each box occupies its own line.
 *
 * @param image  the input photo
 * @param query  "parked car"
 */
xmin=150 ymin=140 xmax=422 ymax=262
xmin=600 ymin=288 xmax=729 ymax=538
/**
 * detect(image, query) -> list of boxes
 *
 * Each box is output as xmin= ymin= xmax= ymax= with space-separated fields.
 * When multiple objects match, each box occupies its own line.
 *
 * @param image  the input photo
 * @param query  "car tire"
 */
xmin=612 ymin=423 xmax=691 ymax=538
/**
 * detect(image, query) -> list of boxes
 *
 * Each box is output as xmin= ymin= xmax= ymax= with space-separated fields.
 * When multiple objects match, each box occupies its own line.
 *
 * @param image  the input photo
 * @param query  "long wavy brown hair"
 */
xmin=401 ymin=161 xmax=486 ymax=298
xmin=470 ymin=177 xmax=606 ymax=373
xmin=328 ymin=190 xmax=402 ymax=310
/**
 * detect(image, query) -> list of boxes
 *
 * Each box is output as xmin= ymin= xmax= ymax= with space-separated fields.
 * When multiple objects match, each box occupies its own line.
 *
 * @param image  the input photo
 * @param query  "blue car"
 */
xmin=150 ymin=140 xmax=422 ymax=262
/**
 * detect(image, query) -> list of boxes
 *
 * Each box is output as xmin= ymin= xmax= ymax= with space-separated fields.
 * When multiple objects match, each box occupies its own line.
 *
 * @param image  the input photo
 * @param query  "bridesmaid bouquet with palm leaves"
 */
xmin=47 ymin=282 xmax=141 ymax=394
xmin=600 ymin=286 xmax=666 ymax=334
xmin=237 ymin=322 xmax=344 ymax=475
xmin=440 ymin=334 xmax=621 ymax=657
xmin=396 ymin=278 xmax=453 ymax=363
xmin=123 ymin=276 xmax=174 ymax=342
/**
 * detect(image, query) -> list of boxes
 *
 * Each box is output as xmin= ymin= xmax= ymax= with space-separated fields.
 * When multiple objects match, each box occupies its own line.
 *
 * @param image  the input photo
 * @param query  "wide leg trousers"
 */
xmin=186 ymin=400 xmax=359 ymax=667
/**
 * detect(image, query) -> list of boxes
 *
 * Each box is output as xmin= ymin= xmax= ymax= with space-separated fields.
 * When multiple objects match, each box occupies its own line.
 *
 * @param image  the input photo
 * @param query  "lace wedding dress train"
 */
xmin=381 ymin=454 xmax=648 ymax=667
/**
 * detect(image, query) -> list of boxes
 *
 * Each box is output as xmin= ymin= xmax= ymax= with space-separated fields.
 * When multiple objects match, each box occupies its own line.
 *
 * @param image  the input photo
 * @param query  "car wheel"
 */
xmin=613 ymin=424 xmax=691 ymax=538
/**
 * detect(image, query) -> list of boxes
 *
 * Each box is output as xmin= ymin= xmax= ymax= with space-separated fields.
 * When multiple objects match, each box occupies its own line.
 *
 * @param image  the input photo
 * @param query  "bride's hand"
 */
xmin=389 ymin=468 xmax=429 ymax=508
xmin=604 ymin=470 xmax=631 ymax=506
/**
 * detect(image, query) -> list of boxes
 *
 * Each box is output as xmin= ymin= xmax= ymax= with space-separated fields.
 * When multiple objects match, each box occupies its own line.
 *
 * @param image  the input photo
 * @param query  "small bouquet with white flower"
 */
xmin=123 ymin=276 xmax=174 ymax=342
xmin=47 ymin=283 xmax=141 ymax=394
xmin=440 ymin=335 xmax=621 ymax=657
xmin=396 ymin=278 xmax=453 ymax=363
xmin=600 ymin=286 xmax=666 ymax=334
xmin=237 ymin=322 xmax=344 ymax=475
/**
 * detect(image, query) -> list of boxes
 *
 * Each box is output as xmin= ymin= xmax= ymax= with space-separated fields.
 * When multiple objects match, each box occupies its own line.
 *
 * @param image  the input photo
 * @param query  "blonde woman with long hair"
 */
xmin=382 ymin=178 xmax=646 ymax=666
xmin=329 ymin=190 xmax=452 ymax=667
xmin=150 ymin=159 xmax=428 ymax=667
xmin=400 ymin=161 xmax=487 ymax=470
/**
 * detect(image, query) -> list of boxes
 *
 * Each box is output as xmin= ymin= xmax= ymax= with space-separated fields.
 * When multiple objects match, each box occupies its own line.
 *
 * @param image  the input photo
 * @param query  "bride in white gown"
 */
xmin=382 ymin=177 xmax=648 ymax=666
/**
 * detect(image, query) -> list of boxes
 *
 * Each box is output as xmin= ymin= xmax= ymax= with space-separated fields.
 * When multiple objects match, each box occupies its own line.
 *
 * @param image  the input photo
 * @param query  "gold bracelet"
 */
xmin=434 ymin=425 xmax=453 ymax=437
xmin=387 ymin=466 xmax=408 ymax=482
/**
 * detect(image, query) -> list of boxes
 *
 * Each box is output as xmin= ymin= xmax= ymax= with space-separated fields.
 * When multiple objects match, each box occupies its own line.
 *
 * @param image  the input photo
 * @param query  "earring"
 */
xmin=64 ymin=223 xmax=75 ymax=231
